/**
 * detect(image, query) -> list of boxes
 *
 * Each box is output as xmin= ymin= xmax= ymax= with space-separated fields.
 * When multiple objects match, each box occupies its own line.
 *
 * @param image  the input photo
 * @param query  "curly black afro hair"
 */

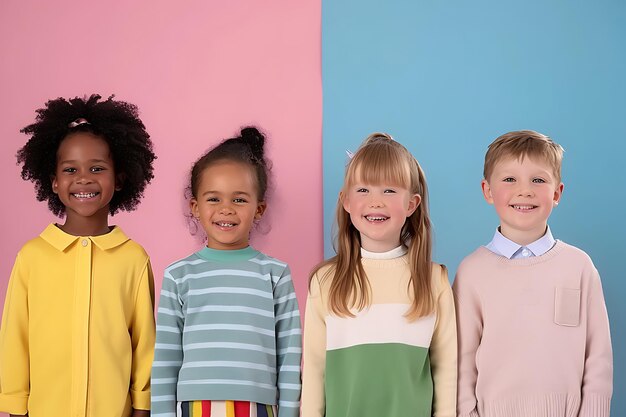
xmin=17 ymin=94 xmax=156 ymax=217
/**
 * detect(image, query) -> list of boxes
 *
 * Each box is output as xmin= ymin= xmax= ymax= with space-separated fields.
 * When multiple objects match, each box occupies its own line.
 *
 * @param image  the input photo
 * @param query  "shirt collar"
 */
xmin=40 ymin=223 xmax=130 ymax=252
xmin=526 ymin=226 xmax=556 ymax=256
xmin=196 ymin=246 xmax=260 ymax=262
xmin=487 ymin=226 xmax=555 ymax=259
xmin=361 ymin=245 xmax=408 ymax=259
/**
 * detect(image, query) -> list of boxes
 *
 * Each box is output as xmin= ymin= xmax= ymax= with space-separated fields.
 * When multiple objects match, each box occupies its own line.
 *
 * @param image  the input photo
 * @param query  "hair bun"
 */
xmin=240 ymin=126 xmax=265 ymax=159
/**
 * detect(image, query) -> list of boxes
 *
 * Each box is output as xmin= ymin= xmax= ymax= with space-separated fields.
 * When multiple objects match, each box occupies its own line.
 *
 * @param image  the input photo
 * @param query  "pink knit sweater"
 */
xmin=453 ymin=241 xmax=613 ymax=417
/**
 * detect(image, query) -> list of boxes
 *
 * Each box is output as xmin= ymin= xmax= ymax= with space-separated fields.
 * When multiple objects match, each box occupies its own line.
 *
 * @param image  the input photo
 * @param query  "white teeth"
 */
xmin=216 ymin=222 xmax=235 ymax=227
xmin=73 ymin=192 xmax=97 ymax=198
xmin=512 ymin=205 xmax=535 ymax=210
xmin=365 ymin=216 xmax=388 ymax=221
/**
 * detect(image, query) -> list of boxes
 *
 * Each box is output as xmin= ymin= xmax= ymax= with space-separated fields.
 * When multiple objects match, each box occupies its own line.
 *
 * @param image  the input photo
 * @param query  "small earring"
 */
xmin=554 ymin=201 xmax=559 ymax=206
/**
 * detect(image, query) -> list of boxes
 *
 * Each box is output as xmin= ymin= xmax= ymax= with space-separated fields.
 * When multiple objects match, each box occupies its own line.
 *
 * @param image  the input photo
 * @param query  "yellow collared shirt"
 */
xmin=0 ymin=224 xmax=155 ymax=417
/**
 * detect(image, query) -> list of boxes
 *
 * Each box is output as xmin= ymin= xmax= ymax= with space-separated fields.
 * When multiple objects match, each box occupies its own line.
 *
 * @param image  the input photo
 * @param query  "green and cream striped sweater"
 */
xmin=302 ymin=255 xmax=457 ymax=417
xmin=151 ymin=246 xmax=302 ymax=417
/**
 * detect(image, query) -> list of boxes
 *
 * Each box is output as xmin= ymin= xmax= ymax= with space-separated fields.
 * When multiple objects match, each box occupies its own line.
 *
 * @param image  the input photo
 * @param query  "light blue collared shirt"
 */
xmin=484 ymin=226 xmax=556 ymax=259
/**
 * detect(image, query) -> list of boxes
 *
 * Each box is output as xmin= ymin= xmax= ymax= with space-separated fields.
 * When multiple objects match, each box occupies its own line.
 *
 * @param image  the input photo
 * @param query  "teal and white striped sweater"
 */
xmin=151 ymin=246 xmax=302 ymax=417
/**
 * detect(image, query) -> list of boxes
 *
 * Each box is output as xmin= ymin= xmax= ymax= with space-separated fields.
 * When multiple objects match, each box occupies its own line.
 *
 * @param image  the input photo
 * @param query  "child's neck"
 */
xmin=59 ymin=213 xmax=111 ymax=236
xmin=499 ymin=224 xmax=548 ymax=246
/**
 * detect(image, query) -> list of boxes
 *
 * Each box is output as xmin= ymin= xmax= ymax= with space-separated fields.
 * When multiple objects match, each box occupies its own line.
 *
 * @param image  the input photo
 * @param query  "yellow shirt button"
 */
xmin=81 ymin=239 xmax=88 ymax=247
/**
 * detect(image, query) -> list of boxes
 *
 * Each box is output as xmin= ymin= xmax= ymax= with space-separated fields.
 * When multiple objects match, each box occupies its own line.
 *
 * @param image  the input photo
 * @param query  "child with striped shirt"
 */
xmin=151 ymin=127 xmax=302 ymax=417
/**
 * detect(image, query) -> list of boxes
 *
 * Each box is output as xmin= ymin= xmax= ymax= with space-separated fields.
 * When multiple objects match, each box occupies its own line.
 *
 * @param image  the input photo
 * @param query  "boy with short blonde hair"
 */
xmin=483 ymin=130 xmax=564 ymax=183
xmin=454 ymin=130 xmax=613 ymax=417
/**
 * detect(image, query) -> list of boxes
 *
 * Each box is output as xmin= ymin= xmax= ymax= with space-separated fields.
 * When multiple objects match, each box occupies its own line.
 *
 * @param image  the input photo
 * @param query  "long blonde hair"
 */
xmin=311 ymin=133 xmax=434 ymax=320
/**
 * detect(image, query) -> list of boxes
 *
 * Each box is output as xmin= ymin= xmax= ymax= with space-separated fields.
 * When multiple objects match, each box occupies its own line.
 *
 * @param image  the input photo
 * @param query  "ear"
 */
xmin=51 ymin=175 xmax=58 ymax=194
xmin=481 ymin=179 xmax=494 ymax=204
xmin=340 ymin=191 xmax=350 ymax=213
xmin=190 ymin=198 xmax=200 ymax=219
xmin=553 ymin=182 xmax=564 ymax=206
xmin=255 ymin=201 xmax=267 ymax=220
xmin=406 ymin=193 xmax=421 ymax=217
xmin=115 ymin=173 xmax=126 ymax=192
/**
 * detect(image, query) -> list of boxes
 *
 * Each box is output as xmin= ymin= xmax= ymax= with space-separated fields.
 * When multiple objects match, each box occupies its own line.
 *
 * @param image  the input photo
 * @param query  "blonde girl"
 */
xmin=301 ymin=133 xmax=456 ymax=417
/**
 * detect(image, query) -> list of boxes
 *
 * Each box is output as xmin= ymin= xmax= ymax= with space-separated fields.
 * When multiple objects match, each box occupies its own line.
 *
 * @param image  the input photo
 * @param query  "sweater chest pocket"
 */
xmin=554 ymin=287 xmax=580 ymax=327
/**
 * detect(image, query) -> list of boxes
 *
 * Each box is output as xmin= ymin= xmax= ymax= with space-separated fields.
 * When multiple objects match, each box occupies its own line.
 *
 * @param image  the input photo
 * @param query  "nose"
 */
xmin=75 ymin=170 xmax=94 ymax=184
xmin=517 ymin=183 xmax=534 ymax=197
xmin=219 ymin=202 xmax=235 ymax=215
xmin=368 ymin=196 xmax=384 ymax=208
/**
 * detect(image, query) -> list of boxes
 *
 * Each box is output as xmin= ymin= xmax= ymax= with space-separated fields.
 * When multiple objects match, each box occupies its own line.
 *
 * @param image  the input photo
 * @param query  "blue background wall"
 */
xmin=322 ymin=1 xmax=625 ymax=413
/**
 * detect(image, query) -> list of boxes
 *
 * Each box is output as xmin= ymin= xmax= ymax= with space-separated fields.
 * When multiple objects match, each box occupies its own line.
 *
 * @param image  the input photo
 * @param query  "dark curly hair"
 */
xmin=17 ymin=94 xmax=156 ymax=216
xmin=186 ymin=126 xmax=272 ymax=237
xmin=189 ymin=126 xmax=270 ymax=200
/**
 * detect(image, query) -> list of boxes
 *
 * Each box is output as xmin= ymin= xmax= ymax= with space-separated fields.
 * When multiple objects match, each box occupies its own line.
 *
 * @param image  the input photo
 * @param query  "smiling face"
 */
xmin=52 ymin=132 xmax=119 ymax=235
xmin=482 ymin=155 xmax=563 ymax=245
xmin=190 ymin=160 xmax=266 ymax=250
xmin=342 ymin=182 xmax=420 ymax=252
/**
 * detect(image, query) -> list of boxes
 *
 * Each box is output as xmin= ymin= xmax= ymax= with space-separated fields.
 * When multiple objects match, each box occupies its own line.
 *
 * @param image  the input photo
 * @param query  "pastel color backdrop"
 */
xmin=2 ymin=0 xmax=625 ymax=415
xmin=0 ymin=3 xmax=321 ymax=415
xmin=322 ymin=1 xmax=625 ymax=414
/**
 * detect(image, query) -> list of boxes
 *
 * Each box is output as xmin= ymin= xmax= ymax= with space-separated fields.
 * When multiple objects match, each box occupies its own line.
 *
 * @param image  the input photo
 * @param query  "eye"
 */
xmin=233 ymin=198 xmax=248 ymax=204
xmin=532 ymin=178 xmax=546 ymax=183
xmin=383 ymin=189 xmax=396 ymax=194
xmin=356 ymin=188 xmax=368 ymax=193
xmin=62 ymin=167 xmax=76 ymax=173
xmin=206 ymin=197 xmax=219 ymax=203
xmin=502 ymin=177 xmax=515 ymax=183
xmin=90 ymin=166 xmax=105 ymax=173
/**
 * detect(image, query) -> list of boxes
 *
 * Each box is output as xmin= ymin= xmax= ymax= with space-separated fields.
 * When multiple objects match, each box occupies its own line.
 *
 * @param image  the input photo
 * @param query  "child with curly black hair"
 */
xmin=0 ymin=94 xmax=157 ymax=417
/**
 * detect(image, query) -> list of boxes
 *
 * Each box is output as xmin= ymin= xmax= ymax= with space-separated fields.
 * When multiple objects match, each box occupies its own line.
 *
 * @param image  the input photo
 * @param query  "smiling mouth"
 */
xmin=510 ymin=204 xmax=537 ymax=211
xmin=72 ymin=192 xmax=99 ymax=199
xmin=214 ymin=221 xmax=237 ymax=228
xmin=364 ymin=215 xmax=389 ymax=222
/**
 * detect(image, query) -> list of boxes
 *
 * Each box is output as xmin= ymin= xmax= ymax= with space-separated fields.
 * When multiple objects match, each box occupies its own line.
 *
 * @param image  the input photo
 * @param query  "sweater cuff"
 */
xmin=131 ymin=388 xmax=151 ymax=410
xmin=0 ymin=393 xmax=29 ymax=415
xmin=579 ymin=393 xmax=611 ymax=417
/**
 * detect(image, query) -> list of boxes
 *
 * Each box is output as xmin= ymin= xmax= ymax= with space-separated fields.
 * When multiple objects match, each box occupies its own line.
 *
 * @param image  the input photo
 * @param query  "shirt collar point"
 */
xmin=40 ymin=223 xmax=129 ymax=251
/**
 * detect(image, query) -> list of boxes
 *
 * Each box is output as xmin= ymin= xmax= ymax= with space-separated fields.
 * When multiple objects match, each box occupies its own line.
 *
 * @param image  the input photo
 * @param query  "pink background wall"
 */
xmin=0 ymin=2 xmax=322 ymax=413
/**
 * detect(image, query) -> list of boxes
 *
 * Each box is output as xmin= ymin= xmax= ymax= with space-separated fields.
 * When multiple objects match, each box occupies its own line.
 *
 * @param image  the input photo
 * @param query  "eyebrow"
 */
xmin=58 ymin=159 xmax=111 ymax=164
xmin=201 ymin=191 xmax=253 ymax=197
xmin=500 ymin=169 xmax=552 ymax=175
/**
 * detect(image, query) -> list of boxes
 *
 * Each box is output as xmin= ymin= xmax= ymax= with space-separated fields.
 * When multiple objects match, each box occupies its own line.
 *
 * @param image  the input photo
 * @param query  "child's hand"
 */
xmin=132 ymin=409 xmax=150 ymax=417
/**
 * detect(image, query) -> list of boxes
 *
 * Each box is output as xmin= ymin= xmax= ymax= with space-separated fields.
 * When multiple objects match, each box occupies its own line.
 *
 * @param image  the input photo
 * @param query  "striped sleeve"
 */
xmin=273 ymin=265 xmax=302 ymax=417
xmin=151 ymin=269 xmax=184 ymax=417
